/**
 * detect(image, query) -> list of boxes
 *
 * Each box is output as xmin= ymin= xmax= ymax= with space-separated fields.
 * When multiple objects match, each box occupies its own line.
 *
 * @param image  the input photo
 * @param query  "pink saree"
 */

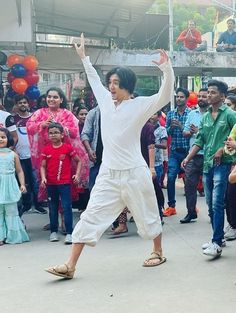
xmin=26 ymin=107 xmax=89 ymax=201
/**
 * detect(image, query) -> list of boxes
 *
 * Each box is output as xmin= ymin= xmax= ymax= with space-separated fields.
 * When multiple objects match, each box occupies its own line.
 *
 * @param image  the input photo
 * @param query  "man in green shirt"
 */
xmin=182 ymin=80 xmax=236 ymax=258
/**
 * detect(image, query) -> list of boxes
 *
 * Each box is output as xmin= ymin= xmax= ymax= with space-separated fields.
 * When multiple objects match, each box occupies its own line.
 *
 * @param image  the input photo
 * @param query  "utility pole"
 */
xmin=168 ymin=0 xmax=175 ymax=109
xmin=168 ymin=0 xmax=174 ymax=54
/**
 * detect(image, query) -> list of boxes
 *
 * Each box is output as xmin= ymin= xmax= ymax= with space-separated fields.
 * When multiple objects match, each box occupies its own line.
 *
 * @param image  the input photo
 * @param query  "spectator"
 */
xmin=76 ymin=106 xmax=88 ymax=135
xmin=224 ymin=95 xmax=236 ymax=110
xmin=176 ymin=20 xmax=204 ymax=52
xmin=0 ymin=105 xmax=18 ymax=146
xmin=216 ymin=18 xmax=236 ymax=52
xmin=180 ymin=88 xmax=208 ymax=223
xmin=182 ymin=80 xmax=236 ymax=258
xmin=14 ymin=94 xmax=47 ymax=215
xmin=163 ymin=88 xmax=191 ymax=217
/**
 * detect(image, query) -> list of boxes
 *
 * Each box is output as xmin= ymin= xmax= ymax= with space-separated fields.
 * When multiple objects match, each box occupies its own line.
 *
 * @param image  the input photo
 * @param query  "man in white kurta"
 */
xmin=45 ymin=34 xmax=174 ymax=279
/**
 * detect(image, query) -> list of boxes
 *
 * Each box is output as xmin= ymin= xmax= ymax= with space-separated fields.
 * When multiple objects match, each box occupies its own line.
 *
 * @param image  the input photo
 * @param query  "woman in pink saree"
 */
xmin=27 ymin=87 xmax=89 ymax=201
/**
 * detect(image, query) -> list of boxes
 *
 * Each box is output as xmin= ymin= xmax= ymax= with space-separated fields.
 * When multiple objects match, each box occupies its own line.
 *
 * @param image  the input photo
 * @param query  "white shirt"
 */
xmin=0 ymin=110 xmax=16 ymax=132
xmin=82 ymin=57 xmax=174 ymax=170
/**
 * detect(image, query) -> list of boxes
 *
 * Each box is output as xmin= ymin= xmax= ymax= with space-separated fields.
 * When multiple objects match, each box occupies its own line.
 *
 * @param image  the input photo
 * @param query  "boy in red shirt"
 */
xmin=40 ymin=123 xmax=81 ymax=244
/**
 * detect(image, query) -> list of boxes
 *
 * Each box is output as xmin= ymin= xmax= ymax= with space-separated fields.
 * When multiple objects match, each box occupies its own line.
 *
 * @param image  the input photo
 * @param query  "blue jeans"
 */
xmin=155 ymin=164 xmax=163 ymax=186
xmin=203 ymin=164 xmax=231 ymax=246
xmin=89 ymin=163 xmax=101 ymax=191
xmin=167 ymin=150 xmax=188 ymax=207
xmin=47 ymin=184 xmax=73 ymax=234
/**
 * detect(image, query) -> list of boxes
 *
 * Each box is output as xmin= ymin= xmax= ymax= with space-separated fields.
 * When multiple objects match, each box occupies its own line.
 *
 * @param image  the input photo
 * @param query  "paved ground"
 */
xmin=1 ymin=182 xmax=236 ymax=313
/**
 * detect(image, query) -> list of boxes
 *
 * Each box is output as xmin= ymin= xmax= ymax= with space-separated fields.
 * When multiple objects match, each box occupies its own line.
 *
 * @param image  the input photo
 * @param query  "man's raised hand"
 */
xmin=74 ymin=33 xmax=86 ymax=59
xmin=152 ymin=49 xmax=169 ymax=67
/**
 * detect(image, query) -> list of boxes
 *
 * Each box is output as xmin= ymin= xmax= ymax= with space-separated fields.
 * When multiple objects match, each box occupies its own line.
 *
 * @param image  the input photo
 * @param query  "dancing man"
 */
xmin=45 ymin=33 xmax=174 ymax=279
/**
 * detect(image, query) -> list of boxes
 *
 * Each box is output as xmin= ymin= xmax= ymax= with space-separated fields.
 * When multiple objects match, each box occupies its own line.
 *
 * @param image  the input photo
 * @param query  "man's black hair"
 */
xmin=176 ymin=87 xmax=190 ymax=99
xmin=0 ymin=127 xmax=14 ymax=147
xmin=208 ymin=80 xmax=228 ymax=96
xmin=48 ymin=122 xmax=64 ymax=133
xmin=105 ymin=67 xmax=137 ymax=94
xmin=199 ymin=88 xmax=208 ymax=93
xmin=14 ymin=94 xmax=29 ymax=104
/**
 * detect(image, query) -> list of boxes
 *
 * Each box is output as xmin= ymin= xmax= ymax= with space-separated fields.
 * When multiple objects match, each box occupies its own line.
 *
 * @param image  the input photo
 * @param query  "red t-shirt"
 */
xmin=42 ymin=143 xmax=76 ymax=185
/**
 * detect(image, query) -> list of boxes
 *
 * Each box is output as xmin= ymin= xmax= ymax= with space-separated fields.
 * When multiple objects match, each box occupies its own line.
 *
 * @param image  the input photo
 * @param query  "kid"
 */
xmin=40 ymin=123 xmax=82 ymax=244
xmin=0 ymin=128 xmax=29 ymax=245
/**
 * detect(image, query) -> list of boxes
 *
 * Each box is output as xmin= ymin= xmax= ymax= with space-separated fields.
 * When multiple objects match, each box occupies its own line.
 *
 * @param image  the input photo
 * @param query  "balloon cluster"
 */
xmin=6 ymin=54 xmax=40 ymax=101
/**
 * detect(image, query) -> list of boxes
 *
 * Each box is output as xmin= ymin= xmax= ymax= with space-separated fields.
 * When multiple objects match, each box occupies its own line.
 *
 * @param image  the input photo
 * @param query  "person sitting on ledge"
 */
xmin=216 ymin=18 xmax=236 ymax=52
xmin=176 ymin=20 xmax=205 ymax=52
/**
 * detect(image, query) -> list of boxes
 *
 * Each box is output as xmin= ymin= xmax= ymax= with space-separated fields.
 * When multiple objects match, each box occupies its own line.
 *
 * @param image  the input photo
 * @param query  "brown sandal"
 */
xmin=45 ymin=264 xmax=75 ymax=279
xmin=143 ymin=252 xmax=167 ymax=267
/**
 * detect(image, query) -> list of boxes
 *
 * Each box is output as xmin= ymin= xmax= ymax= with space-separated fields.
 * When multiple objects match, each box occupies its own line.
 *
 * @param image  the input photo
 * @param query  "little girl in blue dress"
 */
xmin=0 ymin=128 xmax=29 ymax=245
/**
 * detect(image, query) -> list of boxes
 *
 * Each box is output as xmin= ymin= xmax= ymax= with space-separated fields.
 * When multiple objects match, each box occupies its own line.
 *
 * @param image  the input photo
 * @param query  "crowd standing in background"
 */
xmin=0 ymin=22 xmax=236 ymax=284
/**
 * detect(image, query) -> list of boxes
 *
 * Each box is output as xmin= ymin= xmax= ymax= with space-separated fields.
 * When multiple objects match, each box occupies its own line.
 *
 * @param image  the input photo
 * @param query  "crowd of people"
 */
xmin=176 ymin=18 xmax=236 ymax=52
xmin=1 ymin=33 xmax=236 ymax=281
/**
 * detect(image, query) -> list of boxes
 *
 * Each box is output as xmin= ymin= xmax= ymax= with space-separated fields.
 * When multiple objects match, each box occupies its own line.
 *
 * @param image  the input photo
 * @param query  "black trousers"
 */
xmin=225 ymin=182 xmax=236 ymax=229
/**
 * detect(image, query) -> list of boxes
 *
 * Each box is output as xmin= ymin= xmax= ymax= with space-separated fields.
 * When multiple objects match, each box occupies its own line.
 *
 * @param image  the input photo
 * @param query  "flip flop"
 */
xmin=143 ymin=252 xmax=167 ymax=267
xmin=45 ymin=264 xmax=75 ymax=279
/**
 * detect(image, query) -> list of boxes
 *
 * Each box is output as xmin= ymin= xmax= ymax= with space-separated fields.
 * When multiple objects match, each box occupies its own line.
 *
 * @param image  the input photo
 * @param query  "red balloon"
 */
xmin=7 ymin=54 xmax=24 ymax=67
xmin=7 ymin=72 xmax=16 ymax=83
xmin=24 ymin=70 xmax=40 ymax=85
xmin=11 ymin=78 xmax=28 ymax=94
xmin=23 ymin=55 xmax=39 ymax=71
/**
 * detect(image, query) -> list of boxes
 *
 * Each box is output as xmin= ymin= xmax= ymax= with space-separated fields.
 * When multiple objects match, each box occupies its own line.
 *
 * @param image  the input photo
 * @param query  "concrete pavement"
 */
xmin=1 ymin=182 xmax=236 ymax=313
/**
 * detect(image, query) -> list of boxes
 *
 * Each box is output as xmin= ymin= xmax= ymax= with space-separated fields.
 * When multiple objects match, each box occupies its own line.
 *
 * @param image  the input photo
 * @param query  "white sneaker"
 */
xmin=224 ymin=223 xmax=231 ymax=233
xmin=202 ymin=239 xmax=226 ymax=250
xmin=224 ymin=226 xmax=236 ymax=241
xmin=50 ymin=232 xmax=59 ymax=242
xmin=64 ymin=234 xmax=72 ymax=245
xmin=203 ymin=242 xmax=222 ymax=257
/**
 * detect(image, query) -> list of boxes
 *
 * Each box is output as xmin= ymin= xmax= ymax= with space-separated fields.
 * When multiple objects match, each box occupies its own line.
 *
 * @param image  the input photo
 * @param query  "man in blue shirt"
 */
xmin=216 ymin=19 xmax=236 ymax=52
xmin=180 ymin=88 xmax=208 ymax=223
xmin=163 ymin=88 xmax=191 ymax=217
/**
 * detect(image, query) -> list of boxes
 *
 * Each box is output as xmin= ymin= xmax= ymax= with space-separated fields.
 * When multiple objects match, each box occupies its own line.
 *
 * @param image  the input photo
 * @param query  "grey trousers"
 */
xmin=184 ymin=155 xmax=204 ymax=214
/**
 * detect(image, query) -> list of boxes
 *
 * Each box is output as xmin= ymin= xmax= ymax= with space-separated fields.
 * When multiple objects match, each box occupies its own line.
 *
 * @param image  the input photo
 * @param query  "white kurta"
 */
xmin=72 ymin=56 xmax=174 ymax=245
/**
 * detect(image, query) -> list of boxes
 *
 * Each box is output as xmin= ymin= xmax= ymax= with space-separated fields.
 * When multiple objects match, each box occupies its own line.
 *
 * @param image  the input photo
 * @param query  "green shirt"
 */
xmin=194 ymin=104 xmax=236 ymax=173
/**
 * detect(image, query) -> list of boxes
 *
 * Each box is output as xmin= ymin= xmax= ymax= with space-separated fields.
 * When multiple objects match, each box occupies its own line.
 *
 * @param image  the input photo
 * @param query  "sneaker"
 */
xmin=203 ymin=242 xmax=222 ymax=257
xmin=64 ymin=234 xmax=72 ymax=245
xmin=35 ymin=206 xmax=47 ymax=214
xmin=163 ymin=207 xmax=177 ymax=217
xmin=49 ymin=232 xmax=59 ymax=242
xmin=202 ymin=239 xmax=226 ymax=250
xmin=224 ymin=225 xmax=236 ymax=241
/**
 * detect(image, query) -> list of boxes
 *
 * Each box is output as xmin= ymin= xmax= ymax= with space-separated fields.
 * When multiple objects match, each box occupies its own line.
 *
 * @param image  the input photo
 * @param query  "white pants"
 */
xmin=72 ymin=165 xmax=162 ymax=246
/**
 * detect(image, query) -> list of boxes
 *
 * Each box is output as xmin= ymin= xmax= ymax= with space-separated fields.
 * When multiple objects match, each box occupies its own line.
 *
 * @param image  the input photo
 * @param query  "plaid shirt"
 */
xmin=166 ymin=107 xmax=191 ymax=151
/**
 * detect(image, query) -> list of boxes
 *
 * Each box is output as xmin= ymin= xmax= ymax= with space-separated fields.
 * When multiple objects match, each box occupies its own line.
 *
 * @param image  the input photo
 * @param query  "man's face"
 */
xmin=16 ymin=98 xmax=29 ymax=113
xmin=188 ymin=21 xmax=195 ymax=31
xmin=108 ymin=74 xmax=128 ymax=102
xmin=198 ymin=91 xmax=208 ymax=108
xmin=176 ymin=92 xmax=187 ymax=107
xmin=227 ymin=21 xmax=235 ymax=31
xmin=207 ymin=86 xmax=224 ymax=106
